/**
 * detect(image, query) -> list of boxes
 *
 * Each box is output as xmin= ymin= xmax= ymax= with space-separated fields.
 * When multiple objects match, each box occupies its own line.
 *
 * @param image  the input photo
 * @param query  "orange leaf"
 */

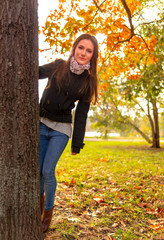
xmin=97 ymin=157 xmax=109 ymax=162
xmin=70 ymin=178 xmax=76 ymax=186
xmin=93 ymin=197 xmax=105 ymax=204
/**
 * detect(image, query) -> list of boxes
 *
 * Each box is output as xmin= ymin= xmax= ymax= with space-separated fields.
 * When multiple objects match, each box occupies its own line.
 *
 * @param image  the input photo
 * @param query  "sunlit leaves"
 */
xmin=40 ymin=0 xmax=160 ymax=78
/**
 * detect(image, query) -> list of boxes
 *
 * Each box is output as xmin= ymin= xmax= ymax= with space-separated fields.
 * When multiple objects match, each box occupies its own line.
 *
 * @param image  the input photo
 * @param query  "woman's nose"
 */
xmin=81 ymin=50 xmax=86 ymax=56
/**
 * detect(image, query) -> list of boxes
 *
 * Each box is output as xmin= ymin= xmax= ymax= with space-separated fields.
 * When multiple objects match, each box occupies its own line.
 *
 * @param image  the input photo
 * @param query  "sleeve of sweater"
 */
xmin=71 ymin=89 xmax=90 ymax=154
xmin=39 ymin=59 xmax=63 ymax=79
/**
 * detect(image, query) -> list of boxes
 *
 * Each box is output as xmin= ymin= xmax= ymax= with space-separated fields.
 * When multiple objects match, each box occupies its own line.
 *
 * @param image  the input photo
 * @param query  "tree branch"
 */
xmin=138 ymin=16 xmax=164 ymax=27
xmin=120 ymin=0 xmax=134 ymax=41
xmin=39 ymin=47 xmax=52 ymax=52
xmin=92 ymin=0 xmax=104 ymax=12
xmin=83 ymin=0 xmax=107 ymax=29
xmin=110 ymin=95 xmax=152 ymax=143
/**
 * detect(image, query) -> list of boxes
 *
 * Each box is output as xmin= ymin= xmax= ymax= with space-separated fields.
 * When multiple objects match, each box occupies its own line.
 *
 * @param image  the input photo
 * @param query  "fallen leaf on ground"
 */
xmin=70 ymin=178 xmax=76 ymax=186
xmin=67 ymin=217 xmax=80 ymax=222
xmin=148 ymin=218 xmax=164 ymax=231
xmin=112 ymin=222 xmax=119 ymax=228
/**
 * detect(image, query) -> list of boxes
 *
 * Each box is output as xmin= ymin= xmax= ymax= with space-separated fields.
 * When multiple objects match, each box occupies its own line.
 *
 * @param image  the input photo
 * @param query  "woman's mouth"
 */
xmin=79 ymin=57 xmax=85 ymax=61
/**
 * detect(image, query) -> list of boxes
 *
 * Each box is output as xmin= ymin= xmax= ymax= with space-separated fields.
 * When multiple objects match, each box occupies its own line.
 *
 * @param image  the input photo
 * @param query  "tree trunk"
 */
xmin=152 ymin=100 xmax=160 ymax=148
xmin=147 ymin=101 xmax=155 ymax=141
xmin=0 ymin=0 xmax=43 ymax=239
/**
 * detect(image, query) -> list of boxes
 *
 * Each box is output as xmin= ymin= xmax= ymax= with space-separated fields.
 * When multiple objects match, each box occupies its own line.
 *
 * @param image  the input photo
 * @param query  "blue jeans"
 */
xmin=39 ymin=122 xmax=69 ymax=210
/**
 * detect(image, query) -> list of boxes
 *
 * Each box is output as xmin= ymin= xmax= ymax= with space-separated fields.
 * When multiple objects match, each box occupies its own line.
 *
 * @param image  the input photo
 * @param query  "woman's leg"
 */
xmin=39 ymin=122 xmax=49 ymax=197
xmin=42 ymin=129 xmax=69 ymax=211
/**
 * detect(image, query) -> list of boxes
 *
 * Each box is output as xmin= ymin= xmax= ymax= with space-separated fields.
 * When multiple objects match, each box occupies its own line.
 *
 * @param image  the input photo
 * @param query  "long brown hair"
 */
xmin=53 ymin=33 xmax=99 ymax=104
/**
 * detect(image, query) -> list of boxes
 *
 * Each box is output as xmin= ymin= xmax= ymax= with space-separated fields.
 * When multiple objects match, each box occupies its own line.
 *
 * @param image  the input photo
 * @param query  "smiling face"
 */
xmin=74 ymin=39 xmax=94 ymax=65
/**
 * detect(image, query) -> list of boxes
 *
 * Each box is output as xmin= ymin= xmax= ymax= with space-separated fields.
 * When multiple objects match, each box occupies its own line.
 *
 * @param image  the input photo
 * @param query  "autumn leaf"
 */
xmin=69 ymin=178 xmax=76 ymax=186
xmin=112 ymin=222 xmax=119 ymax=228
xmin=148 ymin=219 xmax=164 ymax=231
xmin=96 ymin=157 xmax=109 ymax=162
xmin=93 ymin=197 xmax=105 ymax=204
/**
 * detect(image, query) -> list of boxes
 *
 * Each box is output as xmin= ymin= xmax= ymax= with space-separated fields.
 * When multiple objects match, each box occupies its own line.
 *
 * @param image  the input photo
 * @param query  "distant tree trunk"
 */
xmin=0 ymin=1 xmax=43 ymax=239
xmin=152 ymin=100 xmax=160 ymax=148
xmin=103 ymin=129 xmax=108 ymax=139
xmin=147 ymin=102 xmax=155 ymax=143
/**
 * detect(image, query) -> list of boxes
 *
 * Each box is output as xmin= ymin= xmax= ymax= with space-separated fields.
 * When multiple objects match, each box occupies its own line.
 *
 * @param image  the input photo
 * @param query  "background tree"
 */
xmin=90 ymin=84 xmax=153 ymax=142
xmin=0 ymin=1 xmax=43 ymax=239
xmin=90 ymin=15 xmax=164 ymax=146
xmin=113 ymin=9 xmax=164 ymax=147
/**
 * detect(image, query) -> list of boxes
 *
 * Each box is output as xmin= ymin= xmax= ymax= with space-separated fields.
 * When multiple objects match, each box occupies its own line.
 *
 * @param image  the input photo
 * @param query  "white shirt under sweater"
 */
xmin=40 ymin=117 xmax=72 ymax=138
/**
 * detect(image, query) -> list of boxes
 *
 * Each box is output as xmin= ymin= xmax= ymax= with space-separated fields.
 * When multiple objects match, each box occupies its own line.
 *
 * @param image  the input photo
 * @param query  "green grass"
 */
xmin=45 ymin=140 xmax=164 ymax=240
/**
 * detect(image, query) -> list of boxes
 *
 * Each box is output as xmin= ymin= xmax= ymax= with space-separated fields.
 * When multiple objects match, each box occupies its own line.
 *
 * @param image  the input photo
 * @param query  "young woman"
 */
xmin=39 ymin=33 xmax=99 ymax=233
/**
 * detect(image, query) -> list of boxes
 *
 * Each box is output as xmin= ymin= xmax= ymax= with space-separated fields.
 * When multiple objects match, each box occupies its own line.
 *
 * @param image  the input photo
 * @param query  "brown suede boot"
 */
xmin=40 ymin=194 xmax=45 ymax=216
xmin=42 ymin=207 xmax=54 ymax=233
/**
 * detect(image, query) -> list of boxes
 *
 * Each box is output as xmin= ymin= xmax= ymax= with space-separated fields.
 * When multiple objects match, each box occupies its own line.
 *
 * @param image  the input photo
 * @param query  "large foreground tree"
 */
xmin=0 ymin=0 xmax=43 ymax=239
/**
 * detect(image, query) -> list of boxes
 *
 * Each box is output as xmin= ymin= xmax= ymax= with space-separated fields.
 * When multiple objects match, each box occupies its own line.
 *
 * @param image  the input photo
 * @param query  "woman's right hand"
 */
xmin=71 ymin=150 xmax=77 ymax=155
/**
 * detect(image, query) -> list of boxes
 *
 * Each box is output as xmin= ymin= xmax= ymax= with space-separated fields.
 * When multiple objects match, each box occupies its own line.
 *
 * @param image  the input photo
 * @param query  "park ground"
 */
xmin=44 ymin=139 xmax=164 ymax=240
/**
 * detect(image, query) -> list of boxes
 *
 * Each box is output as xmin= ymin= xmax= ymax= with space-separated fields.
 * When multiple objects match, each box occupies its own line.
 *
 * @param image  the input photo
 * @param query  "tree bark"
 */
xmin=0 ymin=0 xmax=43 ymax=239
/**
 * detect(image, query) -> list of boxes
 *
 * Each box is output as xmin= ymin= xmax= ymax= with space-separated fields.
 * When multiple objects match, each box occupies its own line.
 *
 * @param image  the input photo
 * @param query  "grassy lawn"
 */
xmin=45 ymin=140 xmax=164 ymax=240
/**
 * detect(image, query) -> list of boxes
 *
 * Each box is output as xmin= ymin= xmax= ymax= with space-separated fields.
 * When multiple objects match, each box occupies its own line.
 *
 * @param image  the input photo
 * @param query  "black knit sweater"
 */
xmin=39 ymin=59 xmax=90 ymax=153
